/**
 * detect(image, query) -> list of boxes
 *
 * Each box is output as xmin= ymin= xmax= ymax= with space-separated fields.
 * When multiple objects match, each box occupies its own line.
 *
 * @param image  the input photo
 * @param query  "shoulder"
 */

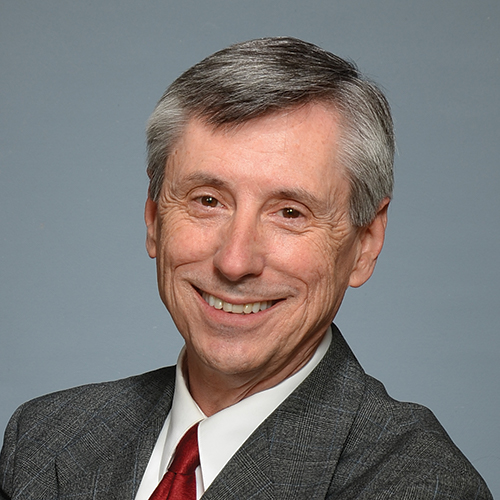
xmin=332 ymin=374 xmax=492 ymax=499
xmin=0 ymin=367 xmax=176 ymax=496
xmin=7 ymin=366 xmax=176 ymax=432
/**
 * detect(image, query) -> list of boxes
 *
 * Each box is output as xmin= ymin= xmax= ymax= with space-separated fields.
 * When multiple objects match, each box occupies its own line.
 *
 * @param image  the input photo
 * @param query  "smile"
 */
xmin=201 ymin=291 xmax=275 ymax=314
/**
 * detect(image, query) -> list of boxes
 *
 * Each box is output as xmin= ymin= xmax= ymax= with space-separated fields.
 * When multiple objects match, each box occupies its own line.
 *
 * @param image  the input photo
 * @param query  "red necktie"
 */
xmin=149 ymin=423 xmax=200 ymax=500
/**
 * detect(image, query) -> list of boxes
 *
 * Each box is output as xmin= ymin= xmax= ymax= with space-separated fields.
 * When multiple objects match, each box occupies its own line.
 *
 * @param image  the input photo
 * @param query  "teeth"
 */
xmin=201 ymin=292 xmax=273 ymax=314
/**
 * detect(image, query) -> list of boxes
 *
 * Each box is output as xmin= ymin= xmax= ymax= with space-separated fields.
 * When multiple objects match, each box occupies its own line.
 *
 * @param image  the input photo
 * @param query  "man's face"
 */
xmin=146 ymin=103 xmax=385 ymax=387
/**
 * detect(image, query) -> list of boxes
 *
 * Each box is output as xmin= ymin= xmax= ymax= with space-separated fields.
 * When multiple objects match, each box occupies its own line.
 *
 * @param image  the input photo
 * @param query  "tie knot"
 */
xmin=168 ymin=423 xmax=200 ymax=475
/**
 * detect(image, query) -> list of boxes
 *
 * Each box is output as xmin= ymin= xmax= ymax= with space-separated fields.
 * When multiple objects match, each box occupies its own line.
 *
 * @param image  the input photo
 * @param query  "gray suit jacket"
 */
xmin=0 ymin=325 xmax=492 ymax=499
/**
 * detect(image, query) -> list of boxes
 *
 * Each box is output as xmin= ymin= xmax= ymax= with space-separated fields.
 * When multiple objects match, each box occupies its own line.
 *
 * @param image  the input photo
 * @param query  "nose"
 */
xmin=213 ymin=213 xmax=265 ymax=282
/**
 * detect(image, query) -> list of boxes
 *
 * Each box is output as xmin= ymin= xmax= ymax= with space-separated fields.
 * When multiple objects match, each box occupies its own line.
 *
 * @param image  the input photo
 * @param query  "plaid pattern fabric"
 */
xmin=1 ymin=325 xmax=492 ymax=499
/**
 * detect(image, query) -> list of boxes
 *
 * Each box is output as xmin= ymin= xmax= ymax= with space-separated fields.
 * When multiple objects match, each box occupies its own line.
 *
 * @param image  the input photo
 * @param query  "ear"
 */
xmin=144 ymin=196 xmax=158 ymax=259
xmin=349 ymin=198 xmax=390 ymax=288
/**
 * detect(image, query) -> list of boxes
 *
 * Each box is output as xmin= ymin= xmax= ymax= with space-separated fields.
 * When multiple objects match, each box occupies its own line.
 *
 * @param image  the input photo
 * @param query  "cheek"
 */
xmin=157 ymin=217 xmax=218 ymax=269
xmin=279 ymin=229 xmax=355 ymax=302
xmin=272 ymin=233 xmax=334 ymax=289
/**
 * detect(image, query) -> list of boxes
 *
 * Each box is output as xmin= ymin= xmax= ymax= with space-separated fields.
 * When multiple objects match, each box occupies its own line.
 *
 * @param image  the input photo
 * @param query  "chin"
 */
xmin=196 ymin=340 xmax=272 ymax=377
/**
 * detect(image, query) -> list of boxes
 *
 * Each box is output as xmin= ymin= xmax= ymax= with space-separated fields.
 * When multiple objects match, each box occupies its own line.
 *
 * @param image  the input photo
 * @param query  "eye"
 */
xmin=281 ymin=207 xmax=302 ymax=219
xmin=200 ymin=195 xmax=220 ymax=208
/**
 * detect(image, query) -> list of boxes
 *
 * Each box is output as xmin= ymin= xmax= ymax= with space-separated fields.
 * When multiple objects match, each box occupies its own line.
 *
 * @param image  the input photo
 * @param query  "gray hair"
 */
xmin=146 ymin=37 xmax=394 ymax=227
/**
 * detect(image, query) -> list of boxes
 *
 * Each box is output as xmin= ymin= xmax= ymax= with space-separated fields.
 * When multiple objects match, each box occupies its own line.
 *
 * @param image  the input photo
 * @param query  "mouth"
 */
xmin=197 ymin=289 xmax=280 ymax=314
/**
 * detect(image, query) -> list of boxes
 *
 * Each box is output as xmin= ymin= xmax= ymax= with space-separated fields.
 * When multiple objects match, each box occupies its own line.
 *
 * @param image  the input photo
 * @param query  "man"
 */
xmin=0 ymin=37 xmax=492 ymax=499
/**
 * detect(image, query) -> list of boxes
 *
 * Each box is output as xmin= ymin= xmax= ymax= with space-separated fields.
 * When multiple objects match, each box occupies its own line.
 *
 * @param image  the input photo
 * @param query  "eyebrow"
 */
xmin=181 ymin=172 xmax=228 ymax=189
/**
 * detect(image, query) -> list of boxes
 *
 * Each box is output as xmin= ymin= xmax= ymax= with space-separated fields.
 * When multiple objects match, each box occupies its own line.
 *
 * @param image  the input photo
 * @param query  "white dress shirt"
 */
xmin=135 ymin=327 xmax=332 ymax=500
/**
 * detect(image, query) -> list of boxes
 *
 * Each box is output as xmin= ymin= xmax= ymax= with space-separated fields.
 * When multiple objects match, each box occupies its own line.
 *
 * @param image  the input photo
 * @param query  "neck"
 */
xmin=182 ymin=341 xmax=322 ymax=417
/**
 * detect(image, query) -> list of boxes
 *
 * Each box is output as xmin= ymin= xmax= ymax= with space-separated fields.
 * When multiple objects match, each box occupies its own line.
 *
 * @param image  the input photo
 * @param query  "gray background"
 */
xmin=1 ymin=0 xmax=498 ymax=496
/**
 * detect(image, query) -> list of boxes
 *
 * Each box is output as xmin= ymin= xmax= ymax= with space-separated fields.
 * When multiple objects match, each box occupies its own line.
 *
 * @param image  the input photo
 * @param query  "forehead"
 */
xmin=165 ymin=103 xmax=349 ymax=201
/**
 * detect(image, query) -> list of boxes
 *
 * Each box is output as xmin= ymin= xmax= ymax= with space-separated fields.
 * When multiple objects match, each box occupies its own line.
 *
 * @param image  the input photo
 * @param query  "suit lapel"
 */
xmin=201 ymin=429 xmax=275 ymax=499
xmin=203 ymin=325 xmax=366 ymax=499
xmin=54 ymin=367 xmax=176 ymax=499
